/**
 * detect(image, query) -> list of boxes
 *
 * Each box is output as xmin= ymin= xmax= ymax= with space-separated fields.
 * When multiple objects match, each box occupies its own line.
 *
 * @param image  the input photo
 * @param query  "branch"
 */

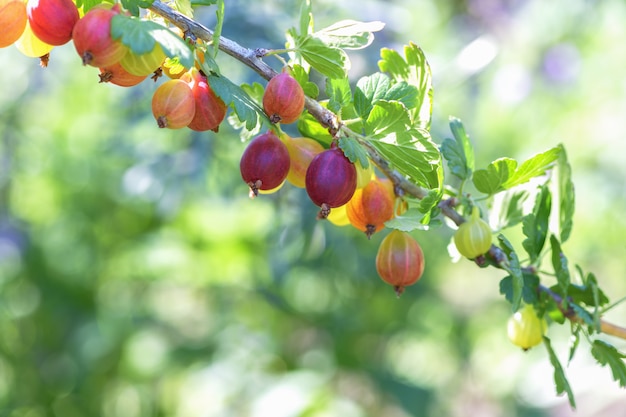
xmin=148 ymin=1 xmax=429 ymax=205
xmin=148 ymin=1 xmax=626 ymax=342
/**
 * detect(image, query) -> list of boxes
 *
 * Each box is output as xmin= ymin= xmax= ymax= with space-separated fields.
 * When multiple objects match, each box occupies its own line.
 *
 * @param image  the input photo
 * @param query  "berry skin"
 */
xmin=120 ymin=43 xmax=166 ymax=76
xmin=99 ymin=61 xmax=147 ymax=87
xmin=186 ymin=68 xmax=227 ymax=132
xmin=239 ymin=131 xmax=290 ymax=197
xmin=72 ymin=5 xmax=128 ymax=67
xmin=263 ymin=71 xmax=305 ymax=124
xmin=0 ymin=0 xmax=27 ymax=48
xmin=305 ymin=145 xmax=357 ymax=219
xmin=346 ymin=176 xmax=395 ymax=238
xmin=376 ymin=230 xmax=425 ymax=297
xmin=282 ymin=135 xmax=325 ymax=188
xmin=27 ymin=0 xmax=79 ymax=46
xmin=15 ymin=19 xmax=54 ymax=62
xmin=454 ymin=206 xmax=493 ymax=259
xmin=507 ymin=304 xmax=548 ymax=350
xmin=151 ymin=78 xmax=195 ymax=129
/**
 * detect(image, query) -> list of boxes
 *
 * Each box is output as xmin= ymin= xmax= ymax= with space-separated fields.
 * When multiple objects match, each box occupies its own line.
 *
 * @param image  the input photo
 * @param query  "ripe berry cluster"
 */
xmin=240 ymin=69 xmax=428 ymax=295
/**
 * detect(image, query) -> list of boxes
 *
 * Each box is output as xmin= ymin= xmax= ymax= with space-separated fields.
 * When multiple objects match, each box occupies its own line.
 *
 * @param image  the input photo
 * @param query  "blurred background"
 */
xmin=1 ymin=0 xmax=626 ymax=416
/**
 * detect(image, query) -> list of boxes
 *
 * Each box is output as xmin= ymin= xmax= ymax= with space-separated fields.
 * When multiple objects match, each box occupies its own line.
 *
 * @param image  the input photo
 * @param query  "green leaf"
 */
xmin=172 ymin=0 xmax=193 ymax=18
xmin=226 ymin=82 xmax=265 ymax=140
xmin=544 ymin=336 xmax=576 ymax=408
xmin=298 ymin=0 xmax=313 ymax=35
xmin=493 ymin=189 xmax=529 ymax=230
xmin=291 ymin=64 xmax=319 ymax=98
xmin=296 ymin=36 xmax=349 ymax=79
xmin=120 ymin=0 xmax=153 ymax=16
xmin=76 ymin=0 xmax=107 ymax=12
xmin=325 ymin=77 xmax=352 ymax=113
xmin=498 ymin=234 xmax=523 ymax=311
xmin=207 ymin=75 xmax=269 ymax=131
xmin=503 ymin=146 xmax=561 ymax=189
xmin=592 ymin=340 xmax=626 ymax=388
xmin=313 ymin=20 xmax=385 ymax=50
xmin=522 ymin=185 xmax=552 ymax=263
xmin=384 ymin=208 xmax=428 ymax=232
xmin=191 ymin=0 xmax=218 ymax=5
xmin=419 ymin=189 xmax=443 ymax=215
xmin=548 ymin=279 xmax=609 ymax=308
xmin=338 ymin=136 xmax=369 ymax=167
xmin=441 ymin=117 xmax=475 ymax=180
xmin=368 ymin=129 xmax=442 ymax=190
xmin=473 ymin=158 xmax=517 ymax=195
xmin=472 ymin=146 xmax=561 ymax=195
xmin=378 ymin=42 xmax=432 ymax=129
xmin=364 ymin=100 xmax=411 ymax=138
xmin=354 ymin=73 xmax=391 ymax=119
xmin=111 ymin=16 xmax=194 ymax=68
xmin=550 ymin=235 xmax=570 ymax=298
xmin=556 ymin=144 xmax=575 ymax=243
xmin=297 ymin=111 xmax=333 ymax=146
xmin=210 ymin=0 xmax=225 ymax=57
xmin=568 ymin=326 xmax=581 ymax=364
xmin=499 ymin=273 xmax=540 ymax=305
xmin=570 ymin=303 xmax=597 ymax=330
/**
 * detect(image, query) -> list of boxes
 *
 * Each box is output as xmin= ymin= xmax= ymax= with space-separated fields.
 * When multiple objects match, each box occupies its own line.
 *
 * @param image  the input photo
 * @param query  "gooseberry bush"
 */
xmin=3 ymin=0 xmax=626 ymax=408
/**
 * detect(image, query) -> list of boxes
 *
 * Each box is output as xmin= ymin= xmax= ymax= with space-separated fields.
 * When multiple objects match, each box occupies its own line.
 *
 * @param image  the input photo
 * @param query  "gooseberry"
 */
xmin=151 ymin=78 xmax=195 ymax=129
xmin=282 ymin=135 xmax=325 ymax=188
xmin=120 ymin=43 xmax=166 ymax=76
xmin=355 ymin=159 xmax=374 ymax=189
xmin=454 ymin=206 xmax=493 ymax=259
xmin=346 ymin=176 xmax=395 ymax=238
xmin=0 ymin=0 xmax=27 ymax=48
xmin=72 ymin=5 xmax=127 ymax=67
xmin=305 ymin=145 xmax=357 ymax=219
xmin=186 ymin=68 xmax=227 ymax=132
xmin=507 ymin=304 xmax=548 ymax=350
xmin=239 ymin=131 xmax=290 ymax=197
xmin=15 ymin=20 xmax=54 ymax=63
xmin=376 ymin=230 xmax=425 ymax=297
xmin=99 ymin=61 xmax=147 ymax=87
xmin=263 ymin=71 xmax=305 ymax=124
xmin=27 ymin=0 xmax=79 ymax=46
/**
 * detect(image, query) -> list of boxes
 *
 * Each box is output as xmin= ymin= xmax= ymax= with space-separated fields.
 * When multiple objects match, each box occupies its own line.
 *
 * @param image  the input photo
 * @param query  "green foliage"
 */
xmin=292 ymin=35 xmax=349 ymax=79
xmin=111 ymin=15 xmax=194 ymax=67
xmin=544 ymin=336 xmax=576 ymax=408
xmin=441 ymin=117 xmax=474 ymax=181
xmin=120 ymin=0 xmax=154 ymax=15
xmin=473 ymin=147 xmax=561 ymax=195
xmin=368 ymin=129 xmax=441 ymax=190
xmin=550 ymin=235 xmax=571 ymax=297
xmin=497 ymin=234 xmax=524 ymax=311
xmin=378 ymin=42 xmax=432 ymax=129
xmin=556 ymin=145 xmax=575 ymax=243
xmin=325 ymin=77 xmax=352 ymax=113
xmin=292 ymin=64 xmax=320 ymax=98
xmin=499 ymin=273 xmax=539 ymax=306
xmin=521 ymin=185 xmax=551 ymax=264
xmin=314 ymin=20 xmax=385 ymax=50
xmin=591 ymin=340 xmax=626 ymax=388
xmin=74 ymin=0 xmax=109 ymax=12
xmin=211 ymin=0 xmax=225 ymax=57
xmin=338 ymin=136 xmax=369 ymax=167
xmin=492 ymin=190 xmax=529 ymax=231
xmin=208 ymin=74 xmax=270 ymax=131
